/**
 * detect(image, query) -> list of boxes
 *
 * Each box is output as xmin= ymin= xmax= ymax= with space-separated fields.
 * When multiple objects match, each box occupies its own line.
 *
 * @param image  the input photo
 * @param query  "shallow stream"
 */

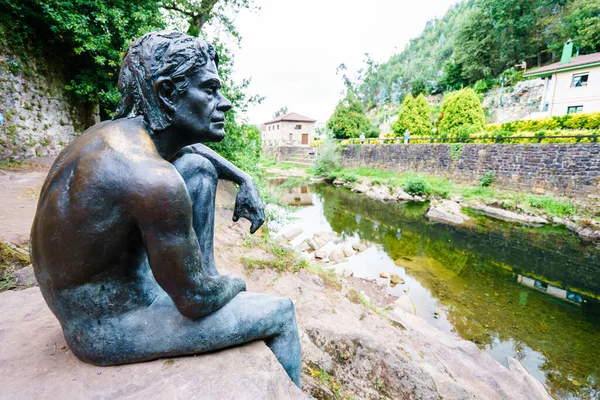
xmin=274 ymin=182 xmax=600 ymax=400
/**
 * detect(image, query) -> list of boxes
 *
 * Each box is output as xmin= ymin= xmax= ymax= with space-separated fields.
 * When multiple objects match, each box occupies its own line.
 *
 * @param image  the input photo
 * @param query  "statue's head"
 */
xmin=114 ymin=30 xmax=231 ymax=141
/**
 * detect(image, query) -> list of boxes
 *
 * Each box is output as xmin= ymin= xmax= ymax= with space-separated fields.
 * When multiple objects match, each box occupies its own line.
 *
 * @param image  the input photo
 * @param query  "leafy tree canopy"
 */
xmin=356 ymin=0 xmax=600 ymax=110
xmin=326 ymin=92 xmax=374 ymax=139
xmin=0 ymin=0 xmax=255 ymax=117
xmin=273 ymin=106 xmax=288 ymax=118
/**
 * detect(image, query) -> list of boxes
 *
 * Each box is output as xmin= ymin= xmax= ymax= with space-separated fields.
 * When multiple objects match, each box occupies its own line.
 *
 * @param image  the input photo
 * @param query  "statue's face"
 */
xmin=171 ymin=61 xmax=232 ymax=142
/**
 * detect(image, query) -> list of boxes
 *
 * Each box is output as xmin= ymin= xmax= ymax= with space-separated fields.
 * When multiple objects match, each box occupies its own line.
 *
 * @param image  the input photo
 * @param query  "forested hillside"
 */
xmin=357 ymin=0 xmax=600 ymax=110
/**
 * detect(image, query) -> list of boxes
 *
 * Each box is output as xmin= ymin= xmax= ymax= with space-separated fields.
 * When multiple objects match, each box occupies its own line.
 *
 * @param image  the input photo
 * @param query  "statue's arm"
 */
xmin=124 ymin=166 xmax=245 ymax=318
xmin=179 ymin=144 xmax=265 ymax=233
xmin=178 ymin=143 xmax=251 ymax=185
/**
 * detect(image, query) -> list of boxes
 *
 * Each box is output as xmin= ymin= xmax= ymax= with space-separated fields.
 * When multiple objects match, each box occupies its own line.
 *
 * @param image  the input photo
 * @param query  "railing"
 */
xmin=332 ymin=134 xmax=599 ymax=145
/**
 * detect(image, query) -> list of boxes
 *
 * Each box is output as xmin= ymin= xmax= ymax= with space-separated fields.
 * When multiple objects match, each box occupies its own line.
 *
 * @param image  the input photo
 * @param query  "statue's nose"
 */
xmin=217 ymin=93 xmax=232 ymax=112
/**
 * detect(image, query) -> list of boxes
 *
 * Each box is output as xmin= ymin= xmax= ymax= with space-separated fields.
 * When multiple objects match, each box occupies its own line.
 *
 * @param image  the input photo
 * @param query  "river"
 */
xmin=273 ymin=181 xmax=600 ymax=400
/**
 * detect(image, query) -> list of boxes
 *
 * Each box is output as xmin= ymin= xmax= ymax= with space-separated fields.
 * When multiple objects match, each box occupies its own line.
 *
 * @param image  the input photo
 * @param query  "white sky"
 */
xmin=226 ymin=0 xmax=461 ymax=125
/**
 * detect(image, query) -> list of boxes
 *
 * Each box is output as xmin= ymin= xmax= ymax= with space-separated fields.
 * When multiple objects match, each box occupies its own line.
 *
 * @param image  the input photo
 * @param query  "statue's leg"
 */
xmin=172 ymin=153 xmax=219 ymax=275
xmin=64 ymin=291 xmax=302 ymax=388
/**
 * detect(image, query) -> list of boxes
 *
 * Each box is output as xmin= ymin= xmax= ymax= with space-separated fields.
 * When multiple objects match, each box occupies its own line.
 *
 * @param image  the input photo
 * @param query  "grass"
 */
xmin=322 ymin=166 xmax=580 ymax=219
xmin=0 ymin=160 xmax=45 ymax=172
xmin=241 ymin=229 xmax=342 ymax=290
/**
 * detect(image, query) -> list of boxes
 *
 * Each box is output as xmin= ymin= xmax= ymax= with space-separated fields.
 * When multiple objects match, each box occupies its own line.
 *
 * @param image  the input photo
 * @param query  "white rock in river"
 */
xmin=352 ymin=242 xmax=368 ymax=252
xmin=328 ymin=248 xmax=346 ymax=264
xmin=342 ymin=247 xmax=354 ymax=258
xmin=314 ymin=250 xmax=327 ymax=259
xmin=281 ymin=227 xmax=303 ymax=240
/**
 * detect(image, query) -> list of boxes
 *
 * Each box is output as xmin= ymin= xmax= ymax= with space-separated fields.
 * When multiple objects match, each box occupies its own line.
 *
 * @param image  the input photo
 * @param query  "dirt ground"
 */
xmin=0 ymin=167 xmax=48 ymax=245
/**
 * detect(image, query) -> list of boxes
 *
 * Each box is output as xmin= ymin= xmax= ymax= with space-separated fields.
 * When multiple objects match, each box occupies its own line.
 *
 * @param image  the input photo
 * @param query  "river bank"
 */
xmin=265 ymin=161 xmax=600 ymax=243
xmin=264 ymin=177 xmax=600 ymax=399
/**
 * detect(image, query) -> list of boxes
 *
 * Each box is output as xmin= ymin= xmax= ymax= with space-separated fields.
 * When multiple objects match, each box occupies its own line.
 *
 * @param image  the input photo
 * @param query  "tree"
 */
xmin=438 ymin=88 xmax=485 ymax=136
xmin=560 ymin=0 xmax=600 ymax=54
xmin=161 ymin=0 xmax=255 ymax=40
xmin=272 ymin=106 xmax=288 ymax=118
xmin=1 ymin=0 xmax=164 ymax=117
xmin=392 ymin=94 xmax=432 ymax=136
xmin=326 ymin=92 xmax=372 ymax=139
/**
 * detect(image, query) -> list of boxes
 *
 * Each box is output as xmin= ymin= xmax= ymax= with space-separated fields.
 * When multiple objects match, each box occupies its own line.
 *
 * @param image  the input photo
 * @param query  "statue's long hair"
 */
xmin=113 ymin=31 xmax=218 ymax=132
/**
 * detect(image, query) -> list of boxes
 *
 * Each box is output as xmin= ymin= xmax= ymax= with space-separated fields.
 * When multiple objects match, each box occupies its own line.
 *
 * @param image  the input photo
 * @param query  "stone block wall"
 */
xmin=340 ymin=143 xmax=600 ymax=198
xmin=0 ymin=47 xmax=97 ymax=161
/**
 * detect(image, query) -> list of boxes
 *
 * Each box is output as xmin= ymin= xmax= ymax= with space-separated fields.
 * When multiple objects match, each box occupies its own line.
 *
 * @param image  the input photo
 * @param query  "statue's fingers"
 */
xmin=250 ymin=218 xmax=261 ymax=234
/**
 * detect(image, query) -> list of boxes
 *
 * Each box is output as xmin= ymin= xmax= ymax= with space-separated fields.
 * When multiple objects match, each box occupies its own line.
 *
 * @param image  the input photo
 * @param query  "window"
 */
xmin=567 ymin=105 xmax=583 ymax=114
xmin=277 ymin=124 xmax=279 ymax=129
xmin=289 ymin=133 xmax=293 ymax=140
xmin=571 ymin=73 xmax=588 ymax=88
xmin=295 ymin=124 xmax=302 ymax=130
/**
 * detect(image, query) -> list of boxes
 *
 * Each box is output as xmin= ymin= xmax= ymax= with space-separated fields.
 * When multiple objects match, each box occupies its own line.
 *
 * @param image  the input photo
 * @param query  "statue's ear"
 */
xmin=155 ymin=77 xmax=176 ymax=114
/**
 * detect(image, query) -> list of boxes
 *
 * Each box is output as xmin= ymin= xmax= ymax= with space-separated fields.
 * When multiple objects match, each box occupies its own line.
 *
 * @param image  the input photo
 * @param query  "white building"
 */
xmin=261 ymin=112 xmax=316 ymax=146
xmin=524 ymin=41 xmax=600 ymax=117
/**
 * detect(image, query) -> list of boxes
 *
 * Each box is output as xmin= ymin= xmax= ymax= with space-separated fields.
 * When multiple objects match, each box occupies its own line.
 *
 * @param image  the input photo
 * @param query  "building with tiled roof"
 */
xmin=523 ymin=41 xmax=600 ymax=117
xmin=261 ymin=112 xmax=317 ymax=146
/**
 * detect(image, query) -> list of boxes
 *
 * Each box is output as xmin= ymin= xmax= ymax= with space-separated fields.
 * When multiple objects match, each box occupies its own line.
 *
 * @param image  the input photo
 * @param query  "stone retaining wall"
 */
xmin=0 ymin=46 xmax=97 ymax=161
xmin=339 ymin=143 xmax=600 ymax=198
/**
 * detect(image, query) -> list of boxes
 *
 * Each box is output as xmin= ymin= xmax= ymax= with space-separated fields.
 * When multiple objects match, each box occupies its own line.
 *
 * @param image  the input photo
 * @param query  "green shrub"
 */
xmin=480 ymin=171 xmax=496 ymax=187
xmin=402 ymin=176 xmax=431 ymax=196
xmin=392 ymin=93 xmax=432 ymax=136
xmin=438 ymin=88 xmax=485 ymax=136
xmin=313 ymin=137 xmax=341 ymax=177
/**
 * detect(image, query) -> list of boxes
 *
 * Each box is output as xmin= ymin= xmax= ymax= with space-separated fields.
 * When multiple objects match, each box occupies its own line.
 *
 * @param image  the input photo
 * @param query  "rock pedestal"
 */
xmin=0 ymin=288 xmax=307 ymax=400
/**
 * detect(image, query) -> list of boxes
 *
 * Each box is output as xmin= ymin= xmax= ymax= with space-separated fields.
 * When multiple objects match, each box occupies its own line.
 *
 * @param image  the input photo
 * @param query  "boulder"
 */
xmin=426 ymin=200 xmax=469 ymax=225
xmin=282 ymin=228 xmax=303 ymax=241
xmin=0 ymin=288 xmax=307 ymax=400
xmin=352 ymin=243 xmax=368 ymax=252
xmin=366 ymin=186 xmax=393 ymax=203
xmin=351 ymin=183 xmax=370 ymax=194
xmin=295 ymin=240 xmax=311 ymax=252
xmin=314 ymin=250 xmax=327 ymax=259
xmin=328 ymin=248 xmax=346 ymax=264
xmin=333 ymin=178 xmax=344 ymax=186
xmin=551 ymin=217 xmax=578 ymax=232
xmin=577 ymin=227 xmax=600 ymax=242
xmin=342 ymin=247 xmax=354 ymax=258
xmin=342 ymin=268 xmax=354 ymax=278
xmin=379 ymin=272 xmax=390 ymax=279
xmin=390 ymin=274 xmax=405 ymax=285
xmin=469 ymin=203 xmax=547 ymax=226
xmin=392 ymin=188 xmax=414 ymax=202
xmin=390 ymin=295 xmax=416 ymax=316
xmin=13 ymin=265 xmax=37 ymax=287
xmin=306 ymin=237 xmax=320 ymax=251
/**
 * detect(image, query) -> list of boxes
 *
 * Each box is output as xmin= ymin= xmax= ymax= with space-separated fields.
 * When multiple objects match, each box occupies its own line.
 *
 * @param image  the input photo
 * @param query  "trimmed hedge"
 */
xmin=487 ymin=112 xmax=600 ymax=133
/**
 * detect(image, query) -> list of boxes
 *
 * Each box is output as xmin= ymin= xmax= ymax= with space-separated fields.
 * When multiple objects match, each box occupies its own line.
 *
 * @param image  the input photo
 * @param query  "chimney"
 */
xmin=560 ymin=40 xmax=573 ymax=64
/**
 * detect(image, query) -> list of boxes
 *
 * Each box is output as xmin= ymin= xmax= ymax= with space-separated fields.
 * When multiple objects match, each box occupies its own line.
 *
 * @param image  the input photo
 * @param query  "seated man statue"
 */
xmin=30 ymin=31 xmax=301 ymax=388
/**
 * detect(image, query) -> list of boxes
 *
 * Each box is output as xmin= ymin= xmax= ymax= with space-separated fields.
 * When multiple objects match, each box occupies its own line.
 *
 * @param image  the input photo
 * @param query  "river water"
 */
xmin=273 ymin=182 xmax=600 ymax=400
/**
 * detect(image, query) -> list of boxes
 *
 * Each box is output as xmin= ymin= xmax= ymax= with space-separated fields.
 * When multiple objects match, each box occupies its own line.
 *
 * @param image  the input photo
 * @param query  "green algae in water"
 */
xmin=311 ymin=184 xmax=600 ymax=400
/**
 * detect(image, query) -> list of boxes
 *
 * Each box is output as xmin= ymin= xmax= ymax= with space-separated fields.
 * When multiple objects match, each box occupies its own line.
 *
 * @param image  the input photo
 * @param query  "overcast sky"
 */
xmin=226 ymin=0 xmax=460 ymax=125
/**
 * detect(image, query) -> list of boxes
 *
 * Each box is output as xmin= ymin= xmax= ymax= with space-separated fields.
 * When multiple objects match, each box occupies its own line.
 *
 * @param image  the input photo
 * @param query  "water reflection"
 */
xmin=275 ymin=181 xmax=600 ymax=400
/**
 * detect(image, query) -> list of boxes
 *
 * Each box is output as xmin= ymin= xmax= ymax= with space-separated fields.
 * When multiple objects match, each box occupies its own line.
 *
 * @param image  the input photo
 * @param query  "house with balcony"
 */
xmin=524 ymin=41 xmax=600 ymax=117
xmin=261 ymin=112 xmax=316 ymax=146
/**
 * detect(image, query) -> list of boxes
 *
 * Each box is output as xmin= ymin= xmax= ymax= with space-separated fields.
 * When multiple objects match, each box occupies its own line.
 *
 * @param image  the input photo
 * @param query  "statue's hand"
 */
xmin=233 ymin=179 xmax=265 ymax=234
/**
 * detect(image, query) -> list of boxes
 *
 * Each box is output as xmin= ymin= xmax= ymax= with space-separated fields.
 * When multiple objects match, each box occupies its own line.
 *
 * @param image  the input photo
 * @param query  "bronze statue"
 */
xmin=30 ymin=31 xmax=301 ymax=388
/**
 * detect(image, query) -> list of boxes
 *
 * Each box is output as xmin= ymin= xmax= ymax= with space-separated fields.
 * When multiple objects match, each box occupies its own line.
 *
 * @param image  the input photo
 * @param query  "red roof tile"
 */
xmin=264 ymin=112 xmax=316 ymax=124
xmin=524 ymin=52 xmax=600 ymax=76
